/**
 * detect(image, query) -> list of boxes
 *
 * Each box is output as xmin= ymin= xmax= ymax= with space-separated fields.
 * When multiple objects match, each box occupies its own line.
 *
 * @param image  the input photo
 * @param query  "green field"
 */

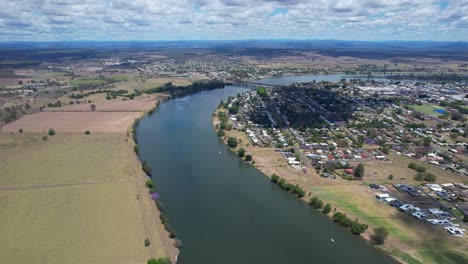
xmin=0 ymin=133 xmax=168 ymax=264
xmin=409 ymin=104 xmax=445 ymax=116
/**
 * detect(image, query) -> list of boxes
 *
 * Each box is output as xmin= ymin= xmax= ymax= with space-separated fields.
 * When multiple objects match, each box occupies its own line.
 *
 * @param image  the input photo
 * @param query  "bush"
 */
xmin=416 ymin=166 xmax=426 ymax=173
xmin=388 ymin=174 xmax=394 ymax=180
xmin=310 ymin=196 xmax=323 ymax=209
xmin=237 ymin=148 xmax=246 ymax=158
xmin=350 ymin=220 xmax=367 ymax=235
xmin=84 ymin=130 xmax=90 ymax=135
xmin=147 ymin=258 xmax=172 ymax=264
xmin=245 ymin=154 xmax=252 ymax=161
xmin=333 ymin=212 xmax=346 ymax=222
xmin=142 ymin=160 xmax=152 ymax=176
xmin=271 ymin=174 xmax=280 ymax=183
xmin=134 ymin=144 xmax=139 ymax=153
xmin=145 ymin=179 xmax=155 ymax=189
xmin=42 ymin=135 xmax=48 ymax=141
xmin=48 ymin=128 xmax=55 ymax=136
xmin=227 ymin=137 xmax=238 ymax=148
xmin=408 ymin=163 xmax=418 ymax=170
xmin=18 ymin=128 xmax=23 ymax=133
xmin=217 ymin=129 xmax=225 ymax=137
xmin=370 ymin=226 xmax=389 ymax=245
xmin=144 ymin=238 xmax=151 ymax=247
xmin=322 ymin=203 xmax=332 ymax=214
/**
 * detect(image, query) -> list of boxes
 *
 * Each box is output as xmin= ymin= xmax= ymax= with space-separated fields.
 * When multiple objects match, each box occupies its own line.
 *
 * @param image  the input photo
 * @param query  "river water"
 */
xmin=136 ymin=75 xmax=396 ymax=264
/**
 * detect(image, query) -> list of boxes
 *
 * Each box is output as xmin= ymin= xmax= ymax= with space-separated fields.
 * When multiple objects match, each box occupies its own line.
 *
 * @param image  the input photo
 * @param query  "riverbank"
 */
xmin=212 ymin=107 xmax=468 ymax=264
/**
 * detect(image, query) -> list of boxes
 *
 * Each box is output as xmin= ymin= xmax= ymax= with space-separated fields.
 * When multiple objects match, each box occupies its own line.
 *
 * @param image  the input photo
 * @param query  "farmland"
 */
xmin=0 ymin=128 xmax=175 ymax=263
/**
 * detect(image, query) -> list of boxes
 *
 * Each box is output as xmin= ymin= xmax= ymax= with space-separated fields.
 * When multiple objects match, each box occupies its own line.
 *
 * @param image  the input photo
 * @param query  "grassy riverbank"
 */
xmin=212 ymin=108 xmax=468 ymax=264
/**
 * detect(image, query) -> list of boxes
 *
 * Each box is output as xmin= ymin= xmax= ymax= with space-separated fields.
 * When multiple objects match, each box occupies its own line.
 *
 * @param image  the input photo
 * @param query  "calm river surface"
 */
xmin=136 ymin=75 xmax=396 ymax=264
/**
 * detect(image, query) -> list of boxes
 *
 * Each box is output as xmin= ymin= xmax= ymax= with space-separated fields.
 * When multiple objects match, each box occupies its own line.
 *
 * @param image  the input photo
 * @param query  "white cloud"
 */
xmin=0 ymin=0 xmax=466 ymax=41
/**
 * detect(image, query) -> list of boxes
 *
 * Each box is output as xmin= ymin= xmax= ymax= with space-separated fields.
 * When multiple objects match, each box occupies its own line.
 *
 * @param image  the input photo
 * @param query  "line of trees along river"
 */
xmin=136 ymin=76 xmax=396 ymax=263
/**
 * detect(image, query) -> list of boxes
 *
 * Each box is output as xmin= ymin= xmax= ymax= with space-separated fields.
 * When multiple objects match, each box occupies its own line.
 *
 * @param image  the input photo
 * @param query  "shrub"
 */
xmin=227 ymin=137 xmax=238 ymax=148
xmin=408 ymin=163 xmax=418 ymax=170
xmin=271 ymin=174 xmax=280 ymax=183
xmin=350 ymin=220 xmax=367 ymax=235
xmin=237 ymin=148 xmax=246 ymax=158
xmin=144 ymin=238 xmax=151 ymax=247
xmin=84 ymin=130 xmax=90 ymax=135
xmin=333 ymin=212 xmax=346 ymax=222
xmin=388 ymin=174 xmax=394 ymax=180
xmin=42 ymin=135 xmax=48 ymax=141
xmin=147 ymin=258 xmax=172 ymax=264
xmin=371 ymin=226 xmax=389 ymax=245
xmin=245 ymin=154 xmax=252 ymax=161
xmin=145 ymin=179 xmax=155 ymax=189
xmin=217 ymin=129 xmax=225 ymax=137
xmin=142 ymin=160 xmax=152 ymax=176
xmin=134 ymin=144 xmax=139 ymax=153
xmin=322 ymin=203 xmax=332 ymax=214
xmin=48 ymin=128 xmax=55 ymax=136
xmin=416 ymin=166 xmax=426 ymax=173
xmin=18 ymin=128 xmax=23 ymax=133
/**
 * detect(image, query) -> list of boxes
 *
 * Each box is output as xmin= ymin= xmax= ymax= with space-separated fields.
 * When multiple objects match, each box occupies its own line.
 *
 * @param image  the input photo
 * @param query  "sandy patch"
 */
xmin=1 ymin=112 xmax=141 ymax=133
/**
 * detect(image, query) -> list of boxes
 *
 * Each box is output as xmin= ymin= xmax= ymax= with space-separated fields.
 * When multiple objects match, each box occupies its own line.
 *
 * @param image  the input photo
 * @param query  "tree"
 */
xmin=48 ymin=128 xmax=55 ymax=136
xmin=388 ymin=174 xmax=394 ymax=180
xmin=144 ymin=238 xmax=151 ymax=247
xmin=42 ymin=135 xmax=48 ymax=141
xmin=18 ymin=128 xmax=23 ymax=133
xmin=322 ymin=203 xmax=331 ymax=214
xmin=245 ymin=154 xmax=252 ymax=161
xmin=354 ymin=163 xmax=364 ymax=178
xmin=237 ymin=148 xmax=246 ymax=158
xmin=271 ymin=174 xmax=280 ymax=183
xmin=370 ymin=226 xmax=389 ymax=245
xmin=227 ymin=137 xmax=238 ymax=148
xmin=85 ymin=130 xmax=90 ymax=135
xmin=217 ymin=129 xmax=225 ymax=137
xmin=423 ymin=137 xmax=432 ymax=147
xmin=90 ymin=104 xmax=96 ymax=111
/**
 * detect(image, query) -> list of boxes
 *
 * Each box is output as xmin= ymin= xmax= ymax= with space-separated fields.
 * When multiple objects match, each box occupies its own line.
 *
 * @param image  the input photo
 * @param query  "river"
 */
xmin=136 ymin=75 xmax=396 ymax=264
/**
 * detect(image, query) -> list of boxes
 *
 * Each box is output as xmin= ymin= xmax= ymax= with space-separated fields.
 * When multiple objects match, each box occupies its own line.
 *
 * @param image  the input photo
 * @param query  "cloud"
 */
xmin=0 ymin=0 xmax=466 ymax=41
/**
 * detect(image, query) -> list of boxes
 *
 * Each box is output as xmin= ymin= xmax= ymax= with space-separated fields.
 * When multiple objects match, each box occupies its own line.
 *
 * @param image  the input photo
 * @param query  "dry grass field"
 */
xmin=0 ymin=133 xmax=173 ymax=264
xmin=1 ymin=112 xmax=141 ymax=133
xmin=45 ymin=95 xmax=169 ymax=112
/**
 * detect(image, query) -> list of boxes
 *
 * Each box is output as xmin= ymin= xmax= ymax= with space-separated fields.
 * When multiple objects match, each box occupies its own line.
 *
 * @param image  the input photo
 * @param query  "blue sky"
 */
xmin=0 ymin=0 xmax=467 ymax=41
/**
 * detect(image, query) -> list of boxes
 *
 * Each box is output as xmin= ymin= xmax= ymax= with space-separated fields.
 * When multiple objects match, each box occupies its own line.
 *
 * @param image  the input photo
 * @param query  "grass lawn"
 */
xmin=0 ymin=132 xmax=170 ymax=263
xmin=409 ymin=104 xmax=445 ymax=116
